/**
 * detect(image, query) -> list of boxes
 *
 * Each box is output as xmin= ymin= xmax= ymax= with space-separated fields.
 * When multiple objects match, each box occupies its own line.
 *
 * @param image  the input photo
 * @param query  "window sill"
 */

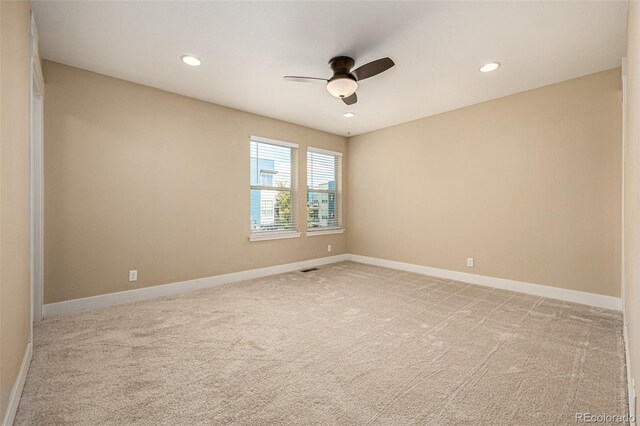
xmin=306 ymin=228 xmax=345 ymax=236
xmin=249 ymin=231 xmax=301 ymax=242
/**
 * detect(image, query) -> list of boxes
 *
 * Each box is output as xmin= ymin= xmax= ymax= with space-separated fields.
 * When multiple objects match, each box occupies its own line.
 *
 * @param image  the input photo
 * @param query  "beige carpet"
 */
xmin=15 ymin=262 xmax=628 ymax=425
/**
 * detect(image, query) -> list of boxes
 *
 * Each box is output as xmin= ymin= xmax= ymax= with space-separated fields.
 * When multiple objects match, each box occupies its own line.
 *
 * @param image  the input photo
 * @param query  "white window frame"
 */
xmin=249 ymin=136 xmax=300 ymax=242
xmin=306 ymin=147 xmax=344 ymax=236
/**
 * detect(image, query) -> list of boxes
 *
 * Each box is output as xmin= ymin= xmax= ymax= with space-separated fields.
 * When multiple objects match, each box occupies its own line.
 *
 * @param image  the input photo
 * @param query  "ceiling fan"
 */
xmin=284 ymin=56 xmax=395 ymax=105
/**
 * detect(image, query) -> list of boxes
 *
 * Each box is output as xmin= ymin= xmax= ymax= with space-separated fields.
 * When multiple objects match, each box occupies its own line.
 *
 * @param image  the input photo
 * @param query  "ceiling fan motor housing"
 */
xmin=329 ymin=56 xmax=356 ymax=75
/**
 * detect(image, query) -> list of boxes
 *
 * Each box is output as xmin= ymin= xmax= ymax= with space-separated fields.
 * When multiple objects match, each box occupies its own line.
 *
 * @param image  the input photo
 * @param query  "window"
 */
xmin=307 ymin=147 xmax=342 ymax=233
xmin=250 ymin=136 xmax=298 ymax=240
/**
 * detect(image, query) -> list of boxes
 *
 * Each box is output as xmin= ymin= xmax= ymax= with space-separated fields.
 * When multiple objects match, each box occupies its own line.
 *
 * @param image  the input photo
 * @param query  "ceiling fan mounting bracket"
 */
xmin=328 ymin=56 xmax=355 ymax=75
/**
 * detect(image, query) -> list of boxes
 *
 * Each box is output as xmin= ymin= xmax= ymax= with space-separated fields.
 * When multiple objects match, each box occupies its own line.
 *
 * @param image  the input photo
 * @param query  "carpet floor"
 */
xmin=15 ymin=262 xmax=628 ymax=425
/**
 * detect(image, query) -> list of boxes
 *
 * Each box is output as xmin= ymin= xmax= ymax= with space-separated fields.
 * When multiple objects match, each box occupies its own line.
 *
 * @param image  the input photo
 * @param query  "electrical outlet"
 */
xmin=467 ymin=258 xmax=474 ymax=268
xmin=129 ymin=269 xmax=138 ymax=282
xmin=327 ymin=244 xmax=332 ymax=252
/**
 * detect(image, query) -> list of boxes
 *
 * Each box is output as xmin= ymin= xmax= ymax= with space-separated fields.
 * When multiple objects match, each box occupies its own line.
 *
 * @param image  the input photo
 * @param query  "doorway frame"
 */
xmin=29 ymin=11 xmax=44 ymax=333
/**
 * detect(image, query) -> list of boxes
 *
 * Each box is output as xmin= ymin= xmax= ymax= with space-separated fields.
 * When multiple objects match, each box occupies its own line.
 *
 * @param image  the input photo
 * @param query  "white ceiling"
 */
xmin=32 ymin=1 xmax=627 ymax=137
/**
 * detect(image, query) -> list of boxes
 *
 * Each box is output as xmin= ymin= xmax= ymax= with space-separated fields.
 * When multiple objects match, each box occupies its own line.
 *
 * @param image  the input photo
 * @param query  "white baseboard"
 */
xmin=43 ymin=252 xmax=622 ymax=318
xmin=347 ymin=254 xmax=622 ymax=311
xmin=2 ymin=342 xmax=32 ymax=426
xmin=624 ymin=321 xmax=637 ymax=425
xmin=43 ymin=254 xmax=349 ymax=318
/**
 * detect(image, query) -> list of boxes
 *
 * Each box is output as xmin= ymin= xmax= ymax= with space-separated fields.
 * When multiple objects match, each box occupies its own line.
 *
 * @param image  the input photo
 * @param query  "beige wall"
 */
xmin=0 ymin=0 xmax=32 ymax=420
xmin=43 ymin=61 xmax=347 ymax=304
xmin=625 ymin=0 xmax=640 ymax=419
xmin=348 ymin=68 xmax=622 ymax=298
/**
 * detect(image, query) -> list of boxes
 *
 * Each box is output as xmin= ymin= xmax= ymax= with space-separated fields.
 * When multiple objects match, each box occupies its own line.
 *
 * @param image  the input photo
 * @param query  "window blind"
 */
xmin=307 ymin=148 xmax=342 ymax=231
xmin=250 ymin=139 xmax=297 ymax=234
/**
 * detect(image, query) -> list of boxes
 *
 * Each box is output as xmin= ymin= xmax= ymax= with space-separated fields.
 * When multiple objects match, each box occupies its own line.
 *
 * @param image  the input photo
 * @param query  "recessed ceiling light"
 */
xmin=343 ymin=112 xmax=355 ymax=118
xmin=181 ymin=55 xmax=202 ymax=67
xmin=479 ymin=62 xmax=500 ymax=73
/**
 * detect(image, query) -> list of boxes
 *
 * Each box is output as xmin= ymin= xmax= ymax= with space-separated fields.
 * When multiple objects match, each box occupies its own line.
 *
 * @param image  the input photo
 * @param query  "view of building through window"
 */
xmin=307 ymin=149 xmax=341 ymax=230
xmin=250 ymin=140 xmax=296 ymax=233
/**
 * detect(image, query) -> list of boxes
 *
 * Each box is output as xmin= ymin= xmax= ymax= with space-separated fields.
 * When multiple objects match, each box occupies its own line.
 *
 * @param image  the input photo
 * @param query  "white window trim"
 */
xmin=306 ymin=228 xmax=345 ymax=236
xmin=307 ymin=146 xmax=343 ymax=157
xmin=249 ymin=231 xmax=301 ymax=242
xmin=251 ymin=135 xmax=299 ymax=149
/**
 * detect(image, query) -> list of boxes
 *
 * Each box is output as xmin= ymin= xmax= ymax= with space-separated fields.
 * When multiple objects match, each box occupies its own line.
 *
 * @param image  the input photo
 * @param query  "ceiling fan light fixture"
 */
xmin=326 ymin=76 xmax=358 ymax=98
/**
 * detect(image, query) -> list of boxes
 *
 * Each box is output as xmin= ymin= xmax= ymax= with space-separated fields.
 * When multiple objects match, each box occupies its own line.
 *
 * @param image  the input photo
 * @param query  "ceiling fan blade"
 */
xmin=283 ymin=76 xmax=327 ymax=83
xmin=342 ymin=93 xmax=357 ymax=105
xmin=351 ymin=57 xmax=395 ymax=81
